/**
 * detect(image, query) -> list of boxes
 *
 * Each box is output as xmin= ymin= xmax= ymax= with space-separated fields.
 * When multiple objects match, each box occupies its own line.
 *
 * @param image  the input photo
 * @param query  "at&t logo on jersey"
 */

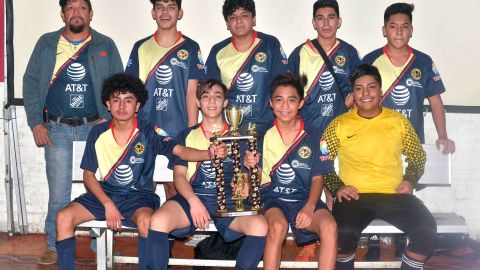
xmin=237 ymin=73 xmax=254 ymax=92
xmin=201 ymin=161 xmax=216 ymax=179
xmin=67 ymin=63 xmax=86 ymax=81
xmin=276 ymin=164 xmax=295 ymax=185
xmin=319 ymin=71 xmax=334 ymax=91
xmin=391 ymin=85 xmax=410 ymax=106
xmin=114 ymin=165 xmax=134 ymax=186
xmin=155 ymin=65 xmax=173 ymax=85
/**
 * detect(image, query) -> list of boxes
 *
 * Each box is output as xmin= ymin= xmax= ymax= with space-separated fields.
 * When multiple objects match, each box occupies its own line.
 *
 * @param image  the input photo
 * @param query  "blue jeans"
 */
xmin=44 ymin=121 xmax=94 ymax=250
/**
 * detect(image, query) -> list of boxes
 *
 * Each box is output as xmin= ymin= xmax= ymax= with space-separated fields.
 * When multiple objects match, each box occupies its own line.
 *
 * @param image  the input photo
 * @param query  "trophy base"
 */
xmin=217 ymin=208 xmax=261 ymax=217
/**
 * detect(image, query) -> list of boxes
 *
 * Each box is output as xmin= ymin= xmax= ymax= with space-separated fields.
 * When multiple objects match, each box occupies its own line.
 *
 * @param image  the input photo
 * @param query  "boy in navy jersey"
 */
xmin=205 ymin=0 xmax=288 ymax=135
xmin=55 ymin=74 xmax=224 ymax=270
xmin=125 ymin=0 xmax=206 ymax=198
xmin=245 ymin=73 xmax=337 ymax=270
xmin=147 ymin=79 xmax=267 ymax=270
xmin=363 ymin=3 xmax=455 ymax=153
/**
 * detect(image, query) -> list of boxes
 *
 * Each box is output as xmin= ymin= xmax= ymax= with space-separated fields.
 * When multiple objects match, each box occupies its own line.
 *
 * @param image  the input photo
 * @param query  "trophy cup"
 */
xmin=211 ymin=106 xmax=261 ymax=217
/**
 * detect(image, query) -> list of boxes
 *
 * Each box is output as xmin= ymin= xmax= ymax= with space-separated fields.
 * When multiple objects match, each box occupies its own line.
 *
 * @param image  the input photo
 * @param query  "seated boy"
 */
xmin=55 ymin=74 xmax=225 ymax=270
xmin=245 ymin=72 xmax=337 ymax=270
xmin=323 ymin=64 xmax=435 ymax=270
xmin=146 ymin=79 xmax=268 ymax=270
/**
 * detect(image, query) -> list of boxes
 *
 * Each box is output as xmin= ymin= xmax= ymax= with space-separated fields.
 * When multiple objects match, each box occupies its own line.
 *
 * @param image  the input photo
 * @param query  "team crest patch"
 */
xmin=335 ymin=55 xmax=346 ymax=67
xmin=134 ymin=142 xmax=145 ymax=155
xmin=411 ymin=68 xmax=422 ymax=80
xmin=177 ymin=50 xmax=189 ymax=60
xmin=255 ymin=52 xmax=267 ymax=63
xmin=319 ymin=138 xmax=329 ymax=155
xmin=298 ymin=146 xmax=312 ymax=159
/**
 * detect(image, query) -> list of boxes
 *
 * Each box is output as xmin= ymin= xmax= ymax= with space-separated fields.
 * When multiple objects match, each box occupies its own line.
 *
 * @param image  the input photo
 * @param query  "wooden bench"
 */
xmin=72 ymin=142 xmax=467 ymax=269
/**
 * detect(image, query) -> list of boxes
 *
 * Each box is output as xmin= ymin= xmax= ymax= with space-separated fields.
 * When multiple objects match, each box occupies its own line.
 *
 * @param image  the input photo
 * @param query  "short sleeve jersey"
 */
xmin=125 ymin=33 xmax=206 ymax=137
xmin=288 ymin=39 xmax=360 ymax=130
xmin=362 ymin=47 xmax=446 ymax=142
xmin=259 ymin=117 xmax=334 ymax=202
xmin=323 ymin=108 xmax=426 ymax=194
xmin=170 ymin=122 xmax=245 ymax=213
xmin=81 ymin=118 xmax=177 ymax=194
xmin=205 ymin=31 xmax=288 ymax=133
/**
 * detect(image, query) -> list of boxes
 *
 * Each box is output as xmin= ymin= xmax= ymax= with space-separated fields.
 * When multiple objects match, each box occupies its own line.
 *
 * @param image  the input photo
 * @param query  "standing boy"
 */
xmin=205 ymin=0 xmax=288 ymax=135
xmin=362 ymin=3 xmax=455 ymax=153
xmin=125 ymin=0 xmax=206 ymax=197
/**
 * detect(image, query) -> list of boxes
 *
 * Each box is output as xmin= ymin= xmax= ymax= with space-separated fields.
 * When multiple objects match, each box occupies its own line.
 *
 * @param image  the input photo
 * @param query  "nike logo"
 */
xmin=347 ymin=134 xmax=357 ymax=139
xmin=56 ymin=52 xmax=63 ymax=55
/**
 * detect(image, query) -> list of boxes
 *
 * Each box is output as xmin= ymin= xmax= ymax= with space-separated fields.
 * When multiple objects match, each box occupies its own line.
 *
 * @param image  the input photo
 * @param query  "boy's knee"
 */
xmin=137 ymin=215 xmax=151 ymax=237
xmin=319 ymin=219 xmax=337 ymax=237
xmin=267 ymin=219 xmax=288 ymax=240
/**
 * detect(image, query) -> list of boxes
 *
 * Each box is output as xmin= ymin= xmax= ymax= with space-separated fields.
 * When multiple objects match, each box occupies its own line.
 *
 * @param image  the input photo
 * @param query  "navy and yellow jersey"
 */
xmin=362 ymin=47 xmax=446 ymax=142
xmin=46 ymin=35 xmax=96 ymax=118
xmin=288 ymin=39 xmax=360 ymax=131
xmin=323 ymin=108 xmax=426 ymax=195
xmin=170 ymin=122 xmax=235 ymax=200
xmin=205 ymin=31 xmax=288 ymax=134
xmin=80 ymin=118 xmax=178 ymax=195
xmin=125 ymin=32 xmax=206 ymax=137
xmin=259 ymin=117 xmax=334 ymax=202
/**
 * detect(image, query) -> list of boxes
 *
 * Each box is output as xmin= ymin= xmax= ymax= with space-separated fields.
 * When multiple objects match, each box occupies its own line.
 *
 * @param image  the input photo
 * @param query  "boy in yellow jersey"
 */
xmin=147 ymin=79 xmax=267 ymax=270
xmin=324 ymin=64 xmax=435 ymax=270
xmin=55 ymin=74 xmax=224 ymax=270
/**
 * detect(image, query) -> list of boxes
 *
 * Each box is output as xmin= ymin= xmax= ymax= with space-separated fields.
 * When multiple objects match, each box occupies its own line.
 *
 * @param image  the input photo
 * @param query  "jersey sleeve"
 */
xmin=125 ymin=41 xmax=141 ymax=76
xmin=168 ymin=128 xmax=189 ymax=169
xmin=287 ymin=46 xmax=301 ymax=74
xmin=188 ymin=42 xmax=206 ymax=81
xmin=322 ymin=117 xmax=345 ymax=195
xmin=269 ymin=37 xmax=289 ymax=77
xmin=424 ymin=59 xmax=446 ymax=98
xmin=311 ymin=131 xmax=335 ymax=177
xmin=205 ymin=45 xmax=222 ymax=81
xmin=80 ymin=127 xmax=100 ymax=173
xmin=401 ymin=117 xmax=426 ymax=186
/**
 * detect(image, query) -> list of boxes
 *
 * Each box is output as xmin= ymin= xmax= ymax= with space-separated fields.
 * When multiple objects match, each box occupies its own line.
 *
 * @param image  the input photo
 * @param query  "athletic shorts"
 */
xmin=263 ymin=198 xmax=328 ymax=245
xmin=73 ymin=190 xmax=160 ymax=228
xmin=168 ymin=194 xmax=243 ymax=242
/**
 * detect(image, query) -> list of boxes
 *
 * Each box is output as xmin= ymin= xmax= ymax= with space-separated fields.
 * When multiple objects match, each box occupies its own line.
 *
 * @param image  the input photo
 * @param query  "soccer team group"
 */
xmin=23 ymin=0 xmax=457 ymax=269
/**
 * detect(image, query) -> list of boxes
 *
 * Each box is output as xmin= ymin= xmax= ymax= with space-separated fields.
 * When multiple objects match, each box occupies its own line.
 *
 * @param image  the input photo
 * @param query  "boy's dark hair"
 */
xmin=150 ymin=0 xmax=182 ymax=9
xmin=59 ymin=0 xmax=92 ymax=11
xmin=350 ymin=64 xmax=382 ymax=89
xmin=269 ymin=72 xmax=307 ymax=100
xmin=102 ymin=73 xmax=148 ymax=108
xmin=384 ymin=3 xmax=414 ymax=24
xmin=222 ymin=0 xmax=256 ymax=21
xmin=196 ymin=79 xmax=227 ymax=100
xmin=313 ymin=0 xmax=339 ymax=18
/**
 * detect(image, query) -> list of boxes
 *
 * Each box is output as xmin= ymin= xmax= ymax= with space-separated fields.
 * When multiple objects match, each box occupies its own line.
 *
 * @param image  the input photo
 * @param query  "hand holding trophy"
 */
xmin=210 ymin=106 xmax=261 ymax=217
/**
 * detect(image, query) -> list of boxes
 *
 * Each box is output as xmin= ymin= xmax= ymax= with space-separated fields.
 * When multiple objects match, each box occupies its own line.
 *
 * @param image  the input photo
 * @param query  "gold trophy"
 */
xmin=210 ymin=106 xmax=261 ymax=217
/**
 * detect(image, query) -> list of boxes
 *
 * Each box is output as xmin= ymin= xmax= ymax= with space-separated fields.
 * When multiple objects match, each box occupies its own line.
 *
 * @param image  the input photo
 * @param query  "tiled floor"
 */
xmin=0 ymin=233 xmax=479 ymax=269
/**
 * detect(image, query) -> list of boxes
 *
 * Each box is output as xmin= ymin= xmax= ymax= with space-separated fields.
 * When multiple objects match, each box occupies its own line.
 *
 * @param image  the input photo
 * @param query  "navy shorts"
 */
xmin=169 ymin=194 xmax=243 ymax=242
xmin=73 ymin=190 xmax=160 ymax=228
xmin=263 ymin=198 xmax=328 ymax=245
